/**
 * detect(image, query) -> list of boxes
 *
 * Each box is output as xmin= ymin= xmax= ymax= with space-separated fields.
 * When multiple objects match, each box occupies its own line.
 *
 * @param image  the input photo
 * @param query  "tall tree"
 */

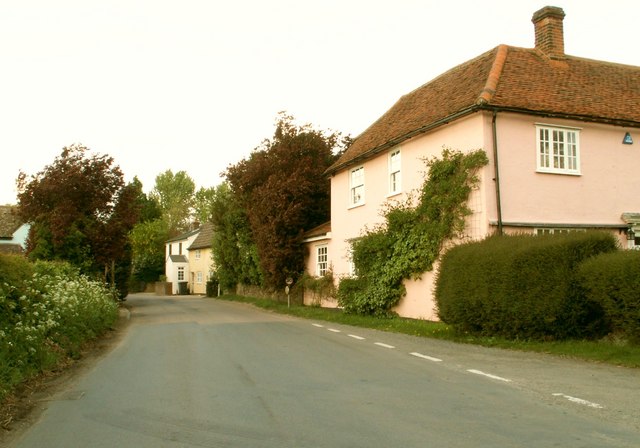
xmin=16 ymin=144 xmax=140 ymax=295
xmin=150 ymin=170 xmax=195 ymax=235
xmin=194 ymin=186 xmax=216 ymax=224
xmin=128 ymin=177 xmax=166 ymax=286
xmin=225 ymin=113 xmax=347 ymax=288
xmin=210 ymin=182 xmax=262 ymax=289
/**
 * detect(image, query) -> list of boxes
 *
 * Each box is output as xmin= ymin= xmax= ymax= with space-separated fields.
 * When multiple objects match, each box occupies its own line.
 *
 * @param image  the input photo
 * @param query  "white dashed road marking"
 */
xmin=328 ymin=328 xmax=341 ymax=333
xmin=467 ymin=369 xmax=512 ymax=382
xmin=552 ymin=393 xmax=604 ymax=409
xmin=348 ymin=334 xmax=365 ymax=340
xmin=374 ymin=342 xmax=395 ymax=349
xmin=410 ymin=352 xmax=443 ymax=362
xmin=312 ymin=323 xmax=324 ymax=328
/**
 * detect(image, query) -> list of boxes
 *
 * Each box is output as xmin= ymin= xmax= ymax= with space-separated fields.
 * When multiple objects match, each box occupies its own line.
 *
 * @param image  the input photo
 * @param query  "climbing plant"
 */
xmin=337 ymin=148 xmax=488 ymax=316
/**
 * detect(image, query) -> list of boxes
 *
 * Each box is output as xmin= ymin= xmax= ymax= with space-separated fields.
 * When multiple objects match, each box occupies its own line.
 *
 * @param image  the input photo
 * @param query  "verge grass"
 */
xmin=217 ymin=294 xmax=640 ymax=368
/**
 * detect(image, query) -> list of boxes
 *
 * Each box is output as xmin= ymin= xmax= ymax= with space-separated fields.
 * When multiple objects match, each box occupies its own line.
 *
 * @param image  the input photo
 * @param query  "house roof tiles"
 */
xmin=0 ymin=205 xmax=23 ymax=239
xmin=327 ymin=44 xmax=640 ymax=175
xmin=188 ymin=222 xmax=214 ymax=250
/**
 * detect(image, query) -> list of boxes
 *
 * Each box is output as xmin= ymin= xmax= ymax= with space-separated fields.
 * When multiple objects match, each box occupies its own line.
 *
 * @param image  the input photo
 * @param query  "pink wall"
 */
xmin=496 ymin=113 xmax=639 ymax=225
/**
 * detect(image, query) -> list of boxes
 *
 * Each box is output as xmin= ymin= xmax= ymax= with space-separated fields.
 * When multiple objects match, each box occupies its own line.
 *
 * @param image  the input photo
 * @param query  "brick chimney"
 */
xmin=532 ymin=6 xmax=566 ymax=59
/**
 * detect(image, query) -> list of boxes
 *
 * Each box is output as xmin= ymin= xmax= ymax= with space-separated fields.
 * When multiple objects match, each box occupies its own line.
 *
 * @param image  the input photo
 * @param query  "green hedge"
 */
xmin=435 ymin=231 xmax=618 ymax=340
xmin=578 ymin=250 xmax=640 ymax=343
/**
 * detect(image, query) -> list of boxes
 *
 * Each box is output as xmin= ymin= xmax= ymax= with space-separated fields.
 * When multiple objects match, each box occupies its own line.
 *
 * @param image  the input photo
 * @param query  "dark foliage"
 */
xmin=225 ymin=113 xmax=347 ymax=288
xmin=16 ymin=144 xmax=141 ymax=295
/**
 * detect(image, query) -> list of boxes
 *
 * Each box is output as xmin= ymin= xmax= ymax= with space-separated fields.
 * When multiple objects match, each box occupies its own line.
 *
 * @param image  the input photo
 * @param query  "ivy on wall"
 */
xmin=337 ymin=148 xmax=489 ymax=316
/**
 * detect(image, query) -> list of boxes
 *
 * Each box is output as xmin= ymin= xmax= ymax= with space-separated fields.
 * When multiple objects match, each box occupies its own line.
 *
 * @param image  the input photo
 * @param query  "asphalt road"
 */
xmin=8 ymin=294 xmax=640 ymax=447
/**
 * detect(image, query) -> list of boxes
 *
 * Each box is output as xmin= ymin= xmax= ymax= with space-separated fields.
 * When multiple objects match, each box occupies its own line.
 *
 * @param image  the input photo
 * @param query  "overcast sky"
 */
xmin=1 ymin=0 xmax=639 ymax=205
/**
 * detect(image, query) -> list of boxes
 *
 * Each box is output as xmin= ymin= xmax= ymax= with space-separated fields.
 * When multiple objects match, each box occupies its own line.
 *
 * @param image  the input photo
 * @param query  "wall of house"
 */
xmin=165 ymin=233 xmax=199 ymax=294
xmin=189 ymin=248 xmax=213 ymax=295
xmin=495 ymin=113 xmax=638 ymax=227
xmin=325 ymin=113 xmax=492 ymax=319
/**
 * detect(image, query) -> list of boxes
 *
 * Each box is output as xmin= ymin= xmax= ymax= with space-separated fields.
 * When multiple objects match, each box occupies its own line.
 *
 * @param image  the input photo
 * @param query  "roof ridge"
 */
xmin=477 ymin=44 xmax=509 ymax=105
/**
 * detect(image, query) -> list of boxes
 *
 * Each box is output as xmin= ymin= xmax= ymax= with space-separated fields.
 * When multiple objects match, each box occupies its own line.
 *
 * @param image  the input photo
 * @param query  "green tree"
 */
xmin=150 ymin=170 xmax=195 ymax=235
xmin=16 ymin=144 xmax=140 ymax=296
xmin=194 ymin=186 xmax=216 ymax=224
xmin=225 ymin=113 xmax=346 ymax=288
xmin=210 ymin=183 xmax=262 ymax=290
xmin=129 ymin=218 xmax=170 ymax=284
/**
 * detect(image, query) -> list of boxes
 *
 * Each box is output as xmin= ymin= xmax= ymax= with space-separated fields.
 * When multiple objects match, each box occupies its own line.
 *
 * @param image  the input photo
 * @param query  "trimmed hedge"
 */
xmin=435 ymin=231 xmax=618 ymax=340
xmin=578 ymin=250 xmax=640 ymax=343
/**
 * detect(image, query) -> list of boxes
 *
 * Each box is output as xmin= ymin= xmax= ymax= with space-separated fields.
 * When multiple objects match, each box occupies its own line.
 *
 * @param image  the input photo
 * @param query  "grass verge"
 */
xmin=216 ymin=294 xmax=640 ymax=368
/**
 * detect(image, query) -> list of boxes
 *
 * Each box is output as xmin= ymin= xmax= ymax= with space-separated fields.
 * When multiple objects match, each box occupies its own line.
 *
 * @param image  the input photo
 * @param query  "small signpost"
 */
xmin=285 ymin=277 xmax=293 ymax=308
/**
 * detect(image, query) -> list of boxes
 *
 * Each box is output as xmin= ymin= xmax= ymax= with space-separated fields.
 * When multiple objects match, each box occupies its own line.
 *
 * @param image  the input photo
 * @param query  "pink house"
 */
xmin=303 ymin=6 xmax=640 ymax=319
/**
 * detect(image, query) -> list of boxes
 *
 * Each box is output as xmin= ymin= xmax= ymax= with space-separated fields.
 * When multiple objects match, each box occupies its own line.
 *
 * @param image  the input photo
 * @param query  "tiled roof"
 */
xmin=0 ymin=243 xmax=24 ymax=254
xmin=302 ymin=221 xmax=331 ymax=240
xmin=169 ymin=254 xmax=188 ymax=263
xmin=166 ymin=227 xmax=200 ymax=243
xmin=328 ymin=45 xmax=640 ymax=174
xmin=0 ymin=205 xmax=23 ymax=238
xmin=188 ymin=222 xmax=214 ymax=250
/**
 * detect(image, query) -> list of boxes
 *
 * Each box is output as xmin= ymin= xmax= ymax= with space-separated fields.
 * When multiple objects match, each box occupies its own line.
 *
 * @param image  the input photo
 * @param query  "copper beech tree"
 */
xmin=16 ymin=144 xmax=141 ymax=297
xmin=225 ymin=113 xmax=348 ymax=289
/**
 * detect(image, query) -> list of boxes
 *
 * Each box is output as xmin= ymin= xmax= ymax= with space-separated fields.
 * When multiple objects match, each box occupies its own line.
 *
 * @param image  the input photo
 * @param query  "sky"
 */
xmin=1 ymin=0 xmax=639 ymax=205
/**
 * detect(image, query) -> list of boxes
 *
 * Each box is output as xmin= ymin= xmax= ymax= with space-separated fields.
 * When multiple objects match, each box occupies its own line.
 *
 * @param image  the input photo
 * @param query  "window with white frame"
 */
xmin=536 ymin=124 xmax=580 ymax=174
xmin=177 ymin=266 xmax=185 ymax=281
xmin=349 ymin=166 xmax=365 ymax=206
xmin=535 ymin=228 xmax=586 ymax=236
xmin=195 ymin=249 xmax=201 ymax=260
xmin=196 ymin=271 xmax=203 ymax=283
xmin=389 ymin=149 xmax=401 ymax=195
xmin=316 ymin=245 xmax=328 ymax=277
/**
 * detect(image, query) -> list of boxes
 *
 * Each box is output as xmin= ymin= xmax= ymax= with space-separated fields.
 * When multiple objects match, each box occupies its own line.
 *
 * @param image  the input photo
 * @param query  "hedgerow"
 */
xmin=337 ymin=148 xmax=488 ymax=316
xmin=435 ymin=231 xmax=619 ymax=340
xmin=578 ymin=250 xmax=640 ymax=343
xmin=0 ymin=256 xmax=118 ymax=401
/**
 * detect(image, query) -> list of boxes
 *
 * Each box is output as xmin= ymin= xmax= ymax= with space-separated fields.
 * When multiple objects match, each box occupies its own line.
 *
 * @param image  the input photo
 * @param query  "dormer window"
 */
xmin=536 ymin=124 xmax=580 ymax=175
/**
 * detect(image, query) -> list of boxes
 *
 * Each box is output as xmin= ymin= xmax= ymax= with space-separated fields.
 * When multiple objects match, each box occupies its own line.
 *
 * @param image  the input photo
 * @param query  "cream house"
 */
xmin=187 ymin=222 xmax=214 ymax=295
xmin=304 ymin=6 xmax=640 ymax=319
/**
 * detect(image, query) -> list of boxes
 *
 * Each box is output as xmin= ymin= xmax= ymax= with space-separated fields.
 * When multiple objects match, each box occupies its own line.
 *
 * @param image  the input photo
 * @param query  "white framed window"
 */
xmin=195 ymin=249 xmax=201 ymax=260
xmin=196 ymin=271 xmax=203 ymax=283
xmin=536 ymin=124 xmax=580 ymax=175
xmin=316 ymin=245 xmax=328 ymax=277
xmin=535 ymin=228 xmax=586 ymax=236
xmin=349 ymin=166 xmax=365 ymax=206
xmin=388 ymin=149 xmax=401 ymax=195
xmin=177 ymin=266 xmax=185 ymax=281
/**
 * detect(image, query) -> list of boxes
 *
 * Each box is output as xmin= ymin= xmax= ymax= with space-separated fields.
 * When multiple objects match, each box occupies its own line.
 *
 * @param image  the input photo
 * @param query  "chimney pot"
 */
xmin=532 ymin=6 xmax=566 ymax=59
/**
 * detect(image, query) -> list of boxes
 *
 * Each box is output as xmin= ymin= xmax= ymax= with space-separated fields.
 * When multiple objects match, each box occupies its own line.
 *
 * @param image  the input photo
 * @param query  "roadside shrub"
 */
xmin=578 ymin=250 xmax=640 ymax=343
xmin=299 ymin=271 xmax=336 ymax=307
xmin=0 ymin=253 xmax=34 ymax=295
xmin=0 ymin=259 xmax=118 ymax=401
xmin=435 ymin=231 xmax=618 ymax=340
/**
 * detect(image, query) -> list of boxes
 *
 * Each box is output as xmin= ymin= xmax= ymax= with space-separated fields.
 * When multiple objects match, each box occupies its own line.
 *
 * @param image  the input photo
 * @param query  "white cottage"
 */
xmin=165 ymin=228 xmax=199 ymax=295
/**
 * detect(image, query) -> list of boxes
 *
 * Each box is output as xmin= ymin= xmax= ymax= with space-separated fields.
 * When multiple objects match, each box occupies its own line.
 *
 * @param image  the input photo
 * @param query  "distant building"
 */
xmin=0 ymin=205 xmax=30 ymax=254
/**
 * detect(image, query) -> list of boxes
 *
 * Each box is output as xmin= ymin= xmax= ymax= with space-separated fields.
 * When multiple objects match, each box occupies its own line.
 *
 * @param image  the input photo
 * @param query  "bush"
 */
xmin=578 ymin=250 xmax=640 ymax=343
xmin=0 ymin=259 xmax=118 ymax=401
xmin=0 ymin=254 xmax=34 ymax=294
xmin=435 ymin=231 xmax=618 ymax=340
